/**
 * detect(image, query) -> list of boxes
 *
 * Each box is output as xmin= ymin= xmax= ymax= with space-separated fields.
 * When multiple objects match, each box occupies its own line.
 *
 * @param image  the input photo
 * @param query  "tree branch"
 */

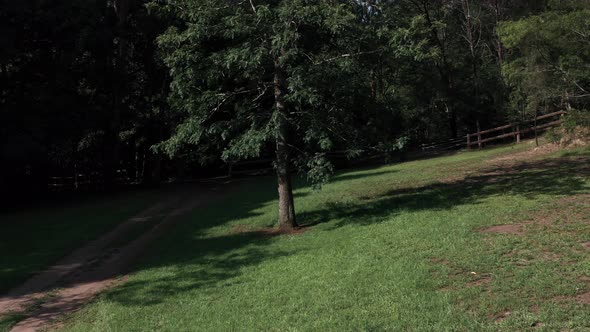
xmin=249 ymin=0 xmax=257 ymax=13
xmin=312 ymin=49 xmax=384 ymax=65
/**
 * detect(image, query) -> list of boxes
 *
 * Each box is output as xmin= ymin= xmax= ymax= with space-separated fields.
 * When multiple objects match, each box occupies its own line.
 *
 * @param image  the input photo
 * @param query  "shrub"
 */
xmin=563 ymin=109 xmax=590 ymax=133
xmin=545 ymin=128 xmax=562 ymax=144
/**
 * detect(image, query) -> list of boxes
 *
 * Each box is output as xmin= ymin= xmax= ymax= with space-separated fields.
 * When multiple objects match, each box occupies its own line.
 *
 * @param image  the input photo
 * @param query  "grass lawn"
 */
xmin=34 ymin=143 xmax=590 ymax=330
xmin=0 ymin=189 xmax=161 ymax=294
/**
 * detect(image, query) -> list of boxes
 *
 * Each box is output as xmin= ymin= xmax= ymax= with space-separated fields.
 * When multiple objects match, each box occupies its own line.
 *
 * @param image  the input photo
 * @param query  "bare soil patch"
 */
xmin=467 ymin=276 xmax=491 ymax=288
xmin=479 ymin=192 xmax=589 ymax=238
xmin=528 ymin=194 xmax=590 ymax=227
xmin=258 ymin=226 xmax=309 ymax=237
xmin=0 ymin=181 xmax=233 ymax=332
xmin=231 ymin=224 xmax=309 ymax=238
xmin=540 ymin=250 xmax=562 ymax=262
xmin=576 ymin=292 xmax=590 ymax=305
xmin=479 ymin=224 xmax=524 ymax=236
xmin=553 ymin=273 xmax=590 ymax=306
xmin=554 ymin=292 xmax=590 ymax=305
xmin=488 ymin=143 xmax=560 ymax=165
xmin=491 ymin=310 xmax=512 ymax=323
xmin=430 ymin=258 xmax=450 ymax=265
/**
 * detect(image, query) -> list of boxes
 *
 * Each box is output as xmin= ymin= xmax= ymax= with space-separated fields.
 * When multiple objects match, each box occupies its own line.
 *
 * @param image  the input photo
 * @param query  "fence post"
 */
xmin=466 ymin=134 xmax=471 ymax=150
xmin=534 ymin=113 xmax=539 ymax=147
xmin=516 ymin=125 xmax=521 ymax=143
xmin=512 ymin=125 xmax=515 ymax=143
xmin=476 ymin=120 xmax=482 ymax=150
xmin=74 ymin=163 xmax=79 ymax=190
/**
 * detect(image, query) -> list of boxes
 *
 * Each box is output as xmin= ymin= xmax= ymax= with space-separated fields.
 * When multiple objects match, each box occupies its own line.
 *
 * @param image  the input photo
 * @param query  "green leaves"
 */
xmin=154 ymin=0 xmax=383 ymax=186
xmin=221 ymin=123 xmax=273 ymax=162
xmin=500 ymin=7 xmax=590 ymax=118
xmin=303 ymin=153 xmax=333 ymax=190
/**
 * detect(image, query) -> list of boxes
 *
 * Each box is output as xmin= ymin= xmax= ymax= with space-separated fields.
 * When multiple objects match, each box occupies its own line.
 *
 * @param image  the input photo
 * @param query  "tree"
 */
xmin=0 ymin=0 xmax=115 ymax=197
xmin=3 ymin=0 xmax=581 ymax=205
xmin=156 ymin=0 xmax=377 ymax=229
xmin=0 ymin=0 xmax=174 ymax=201
xmin=104 ymin=0 xmax=133 ymax=187
xmin=500 ymin=1 xmax=590 ymax=120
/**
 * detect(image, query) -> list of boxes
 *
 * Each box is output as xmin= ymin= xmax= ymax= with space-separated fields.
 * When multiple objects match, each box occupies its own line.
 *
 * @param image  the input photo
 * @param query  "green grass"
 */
xmin=0 ymin=313 xmax=25 ymax=332
xmin=0 ymin=189 xmax=160 ymax=294
xmin=35 ymin=143 xmax=590 ymax=330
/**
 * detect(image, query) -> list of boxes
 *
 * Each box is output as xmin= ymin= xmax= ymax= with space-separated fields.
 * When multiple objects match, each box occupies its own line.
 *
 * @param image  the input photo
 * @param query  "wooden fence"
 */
xmin=466 ymin=110 xmax=566 ymax=150
xmin=48 ymin=169 xmax=133 ymax=191
xmin=421 ymin=137 xmax=466 ymax=153
xmin=46 ymin=111 xmax=568 ymax=190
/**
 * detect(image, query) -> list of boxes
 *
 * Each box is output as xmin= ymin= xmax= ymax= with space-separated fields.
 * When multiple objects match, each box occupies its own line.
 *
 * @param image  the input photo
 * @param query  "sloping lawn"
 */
xmin=59 ymin=143 xmax=590 ymax=331
xmin=0 ymin=190 xmax=160 ymax=294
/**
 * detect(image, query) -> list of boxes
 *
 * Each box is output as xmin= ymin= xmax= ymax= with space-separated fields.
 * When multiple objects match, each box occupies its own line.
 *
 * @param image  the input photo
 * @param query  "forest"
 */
xmin=2 ymin=0 xmax=589 ymax=214
xmin=2 ymin=1 xmax=590 ymax=331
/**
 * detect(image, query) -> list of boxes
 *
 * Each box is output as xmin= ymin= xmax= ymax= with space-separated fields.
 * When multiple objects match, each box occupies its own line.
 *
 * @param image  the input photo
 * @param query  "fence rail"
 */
xmin=421 ymin=137 xmax=465 ymax=153
xmin=467 ymin=111 xmax=566 ymax=149
xmin=47 ymin=170 xmax=133 ymax=191
xmin=46 ymin=110 xmax=569 ymax=191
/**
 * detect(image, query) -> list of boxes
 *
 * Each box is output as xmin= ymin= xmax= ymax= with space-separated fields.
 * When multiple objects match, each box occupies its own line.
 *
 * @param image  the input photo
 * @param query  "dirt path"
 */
xmin=0 ymin=181 xmax=231 ymax=332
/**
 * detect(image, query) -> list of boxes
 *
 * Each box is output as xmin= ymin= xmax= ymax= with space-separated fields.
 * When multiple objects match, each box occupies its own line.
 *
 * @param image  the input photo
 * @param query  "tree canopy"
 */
xmin=1 ymin=0 xmax=588 ymax=223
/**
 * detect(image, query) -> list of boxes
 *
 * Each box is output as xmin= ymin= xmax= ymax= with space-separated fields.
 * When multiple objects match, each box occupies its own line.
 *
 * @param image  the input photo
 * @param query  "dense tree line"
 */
xmin=1 ymin=0 xmax=588 ymax=223
xmin=1 ymin=0 xmax=171 ymax=200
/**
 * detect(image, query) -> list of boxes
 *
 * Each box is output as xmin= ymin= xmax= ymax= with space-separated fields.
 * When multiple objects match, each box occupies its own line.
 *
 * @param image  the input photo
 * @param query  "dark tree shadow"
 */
xmin=99 ymin=177 xmax=305 ymax=306
xmin=296 ymin=156 xmax=590 ymax=229
xmin=98 ymin=154 xmax=589 ymax=308
xmin=105 ymin=232 xmax=298 ymax=306
xmin=0 ymin=179 xmax=303 ymax=306
xmin=4 ymin=152 xmax=588 ymax=315
xmin=329 ymin=169 xmax=399 ymax=183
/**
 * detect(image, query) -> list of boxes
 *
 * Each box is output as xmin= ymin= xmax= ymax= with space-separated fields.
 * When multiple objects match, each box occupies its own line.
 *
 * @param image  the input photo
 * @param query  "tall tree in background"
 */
xmin=459 ymin=0 xmax=484 ymax=130
xmin=2 ymin=0 xmax=584 ymax=203
xmin=156 ymin=0 xmax=377 ymax=229
xmin=105 ymin=0 xmax=133 ymax=187
xmin=405 ymin=0 xmax=464 ymax=138
xmin=0 ymin=0 xmax=171 ymax=200
xmin=0 ymin=0 xmax=114 ymax=196
xmin=500 ymin=1 xmax=590 ymax=120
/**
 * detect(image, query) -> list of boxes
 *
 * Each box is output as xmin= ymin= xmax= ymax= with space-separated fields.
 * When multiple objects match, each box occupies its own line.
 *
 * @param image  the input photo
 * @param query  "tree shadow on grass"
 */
xmin=49 ymin=154 xmax=589 ymax=311
xmin=0 ymin=180 xmax=298 ymax=315
xmin=297 ymin=156 xmax=590 ymax=229
xmin=98 ymin=177 xmax=304 ymax=307
xmin=105 ymin=231 xmax=298 ymax=306
xmin=329 ymin=168 xmax=400 ymax=183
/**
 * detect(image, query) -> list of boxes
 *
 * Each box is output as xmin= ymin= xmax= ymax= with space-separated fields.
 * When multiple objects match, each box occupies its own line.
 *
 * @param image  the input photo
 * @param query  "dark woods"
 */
xmin=1 ymin=0 xmax=588 ymax=208
xmin=1 ymin=0 xmax=171 ymax=203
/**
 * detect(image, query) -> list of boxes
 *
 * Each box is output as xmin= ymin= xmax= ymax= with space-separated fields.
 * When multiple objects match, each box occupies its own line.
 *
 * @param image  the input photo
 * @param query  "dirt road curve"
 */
xmin=0 ymin=182 xmax=230 ymax=332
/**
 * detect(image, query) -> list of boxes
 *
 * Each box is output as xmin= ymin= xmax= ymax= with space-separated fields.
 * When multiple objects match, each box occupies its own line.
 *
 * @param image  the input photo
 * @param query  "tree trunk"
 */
xmin=420 ymin=2 xmax=458 ymax=138
xmin=448 ymin=102 xmax=458 ymax=139
xmin=564 ymin=90 xmax=572 ymax=111
xmin=105 ymin=0 xmax=130 ymax=189
xmin=274 ymin=59 xmax=297 ymax=230
xmin=488 ymin=0 xmax=504 ymax=68
xmin=463 ymin=0 xmax=481 ymax=130
xmin=142 ymin=151 xmax=162 ymax=187
xmin=476 ymin=120 xmax=482 ymax=149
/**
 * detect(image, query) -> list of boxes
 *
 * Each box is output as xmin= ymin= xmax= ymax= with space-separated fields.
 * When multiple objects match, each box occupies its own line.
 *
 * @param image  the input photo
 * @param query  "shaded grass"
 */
xmin=0 ymin=313 xmax=25 ymax=332
xmin=53 ymin=143 xmax=590 ymax=331
xmin=0 ymin=189 xmax=160 ymax=294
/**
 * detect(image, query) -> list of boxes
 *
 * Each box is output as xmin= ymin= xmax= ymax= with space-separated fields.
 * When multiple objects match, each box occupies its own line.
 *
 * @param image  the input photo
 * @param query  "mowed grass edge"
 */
xmin=45 ymin=143 xmax=590 ymax=331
